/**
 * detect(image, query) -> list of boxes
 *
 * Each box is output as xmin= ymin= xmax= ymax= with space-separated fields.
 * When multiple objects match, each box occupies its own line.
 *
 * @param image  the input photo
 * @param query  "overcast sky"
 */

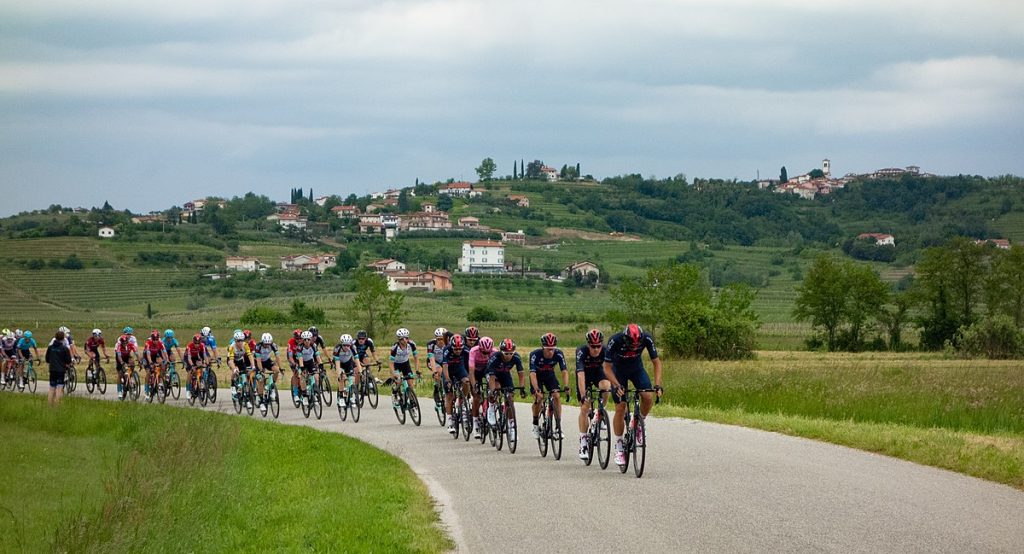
xmin=1 ymin=0 xmax=1022 ymax=215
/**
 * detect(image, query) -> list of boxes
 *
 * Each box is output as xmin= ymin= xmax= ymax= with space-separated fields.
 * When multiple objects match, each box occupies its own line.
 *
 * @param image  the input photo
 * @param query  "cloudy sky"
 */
xmin=1 ymin=0 xmax=1022 ymax=215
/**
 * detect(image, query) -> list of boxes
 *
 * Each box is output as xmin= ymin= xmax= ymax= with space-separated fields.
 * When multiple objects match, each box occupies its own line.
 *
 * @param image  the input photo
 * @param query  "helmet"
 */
xmin=451 ymin=335 xmax=464 ymax=349
xmin=625 ymin=323 xmax=644 ymax=345
xmin=499 ymin=338 xmax=515 ymax=353
xmin=193 ymin=334 xmax=202 ymax=343
xmin=1 ymin=328 xmax=8 ymax=336
xmin=243 ymin=329 xmax=252 ymax=339
xmin=464 ymin=326 xmax=479 ymax=340
xmin=150 ymin=330 xmax=160 ymax=340
xmin=434 ymin=327 xmax=448 ymax=338
xmin=123 ymin=326 xmax=134 ymax=334
xmin=164 ymin=329 xmax=174 ymax=338
xmin=233 ymin=329 xmax=242 ymax=335
xmin=586 ymin=329 xmax=604 ymax=346
xmin=119 ymin=334 xmax=129 ymax=343
xmin=261 ymin=333 xmax=273 ymax=344
xmin=396 ymin=328 xmax=410 ymax=339
xmin=356 ymin=330 xmax=368 ymax=339
xmin=201 ymin=326 xmax=211 ymax=337
xmin=233 ymin=330 xmax=245 ymax=341
xmin=340 ymin=334 xmax=353 ymax=345
xmin=14 ymin=329 xmax=23 ymax=338
xmin=58 ymin=326 xmax=70 ymax=335
xmin=300 ymin=331 xmax=313 ymax=340
xmin=479 ymin=336 xmax=494 ymax=352
xmin=293 ymin=328 xmax=302 ymax=338
xmin=540 ymin=332 xmax=557 ymax=347
xmin=23 ymin=331 xmax=33 ymax=339
xmin=92 ymin=329 xmax=102 ymax=336
xmin=308 ymin=326 xmax=319 ymax=335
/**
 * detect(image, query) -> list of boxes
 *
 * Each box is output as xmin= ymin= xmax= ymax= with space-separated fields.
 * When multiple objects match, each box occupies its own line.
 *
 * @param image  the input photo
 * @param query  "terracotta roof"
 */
xmin=467 ymin=240 xmax=503 ymax=248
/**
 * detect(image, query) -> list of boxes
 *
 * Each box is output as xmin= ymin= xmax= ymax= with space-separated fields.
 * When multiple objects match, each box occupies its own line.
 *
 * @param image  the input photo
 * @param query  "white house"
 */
xmin=438 ymin=182 xmax=476 ymax=197
xmin=226 ymin=256 xmax=267 ymax=272
xmin=500 ymin=230 xmax=526 ymax=246
xmin=404 ymin=211 xmax=451 ymax=231
xmin=367 ymin=259 xmax=407 ymax=274
xmin=561 ymin=261 xmax=600 ymax=280
xmin=98 ymin=226 xmax=115 ymax=238
xmin=541 ymin=166 xmax=559 ymax=182
xmin=331 ymin=205 xmax=360 ymax=218
xmin=857 ymin=233 xmax=896 ymax=246
xmin=385 ymin=270 xmax=453 ymax=292
xmin=458 ymin=216 xmax=480 ymax=228
xmin=277 ymin=213 xmax=308 ymax=229
xmin=459 ymin=240 xmax=505 ymax=273
xmin=280 ymin=254 xmax=336 ymax=274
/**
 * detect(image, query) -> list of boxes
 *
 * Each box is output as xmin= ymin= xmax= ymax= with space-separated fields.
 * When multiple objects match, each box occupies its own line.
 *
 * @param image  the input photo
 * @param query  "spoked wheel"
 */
xmin=495 ymin=408 xmax=504 ymax=451
xmin=206 ymin=370 xmax=217 ymax=403
xmin=351 ymin=391 xmax=361 ymax=422
xmin=312 ymin=393 xmax=323 ymax=420
xmin=338 ymin=392 xmax=348 ymax=421
xmin=157 ymin=373 xmax=168 ymax=404
xmin=244 ymin=382 xmax=255 ymax=416
xmin=292 ymin=386 xmax=301 ymax=409
xmin=461 ymin=402 xmax=473 ymax=442
xmin=97 ymin=368 xmax=107 ymax=395
xmin=170 ymin=370 xmax=181 ymax=400
xmin=128 ymin=372 xmax=140 ymax=401
xmin=232 ymin=378 xmax=243 ymax=414
xmin=451 ymin=401 xmax=461 ymax=440
xmin=619 ymin=428 xmax=631 ymax=474
xmin=319 ymin=373 xmax=333 ymax=407
xmin=552 ymin=414 xmax=563 ymax=460
xmin=538 ymin=412 xmax=550 ymax=458
xmin=86 ymin=366 xmax=96 ymax=394
xmin=434 ymin=385 xmax=445 ymax=426
xmin=269 ymin=388 xmax=280 ymax=419
xmin=66 ymin=367 xmax=77 ymax=394
xmin=301 ymin=391 xmax=312 ymax=418
xmin=27 ymin=368 xmax=37 ymax=394
xmin=633 ymin=416 xmax=647 ymax=478
xmin=407 ymin=388 xmax=421 ymax=426
xmin=392 ymin=383 xmax=406 ymax=424
xmin=506 ymin=403 xmax=518 ymax=454
xmin=367 ymin=379 xmax=378 ymax=409
xmin=597 ymin=409 xmax=611 ymax=470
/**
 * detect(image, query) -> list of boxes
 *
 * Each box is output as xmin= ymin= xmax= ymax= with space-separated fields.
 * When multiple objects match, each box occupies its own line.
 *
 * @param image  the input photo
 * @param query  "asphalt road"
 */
xmin=68 ymin=383 xmax=1024 ymax=553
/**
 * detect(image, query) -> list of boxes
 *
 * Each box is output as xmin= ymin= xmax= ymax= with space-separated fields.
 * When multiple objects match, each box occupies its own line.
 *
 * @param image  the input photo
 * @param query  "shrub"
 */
xmin=240 ymin=307 xmax=289 ymax=325
xmin=467 ymin=306 xmax=501 ymax=322
xmin=955 ymin=316 xmax=1024 ymax=359
xmin=27 ymin=259 xmax=44 ymax=270
xmin=62 ymin=254 xmax=84 ymax=270
xmin=290 ymin=300 xmax=327 ymax=325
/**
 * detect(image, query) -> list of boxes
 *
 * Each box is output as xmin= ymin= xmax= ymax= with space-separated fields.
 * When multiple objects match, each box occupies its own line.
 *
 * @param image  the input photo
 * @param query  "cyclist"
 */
xmin=85 ymin=329 xmax=109 ymax=371
xmin=227 ymin=330 xmax=255 ymax=409
xmin=388 ymin=328 xmax=419 ymax=401
xmin=15 ymin=330 xmax=40 ymax=388
xmin=114 ymin=332 xmax=141 ymax=399
xmin=468 ymin=336 xmax=495 ymax=438
xmin=308 ymin=326 xmax=327 ymax=359
xmin=576 ymin=329 xmax=612 ymax=460
xmin=354 ymin=329 xmax=379 ymax=374
xmin=183 ymin=334 xmax=208 ymax=400
xmin=463 ymin=326 xmax=480 ymax=351
xmin=163 ymin=329 xmax=182 ymax=374
xmin=55 ymin=326 xmax=80 ymax=361
xmin=142 ymin=330 xmax=168 ymax=398
xmin=529 ymin=332 xmax=569 ymax=440
xmin=426 ymin=327 xmax=448 ymax=380
xmin=484 ymin=338 xmax=526 ymax=427
xmin=333 ymin=334 xmax=362 ymax=409
xmin=256 ymin=332 xmax=283 ymax=385
xmin=122 ymin=326 xmax=138 ymax=347
xmin=287 ymin=329 xmax=303 ymax=399
xmin=442 ymin=335 xmax=471 ymax=435
xmin=243 ymin=329 xmax=257 ymax=353
xmin=1 ymin=330 xmax=18 ymax=386
xmin=296 ymin=331 xmax=322 ymax=406
xmin=603 ymin=323 xmax=663 ymax=467
xmin=200 ymin=326 xmax=219 ymax=362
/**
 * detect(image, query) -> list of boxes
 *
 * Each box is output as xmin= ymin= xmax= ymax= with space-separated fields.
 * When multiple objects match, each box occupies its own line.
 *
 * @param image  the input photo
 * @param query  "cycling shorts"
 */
xmin=393 ymin=361 xmax=414 ymax=379
xmin=338 ymin=359 xmax=356 ymax=375
xmin=611 ymin=363 xmax=652 ymax=404
xmin=491 ymin=371 xmax=514 ymax=390
xmin=530 ymin=371 xmax=561 ymax=395
xmin=446 ymin=365 xmax=468 ymax=385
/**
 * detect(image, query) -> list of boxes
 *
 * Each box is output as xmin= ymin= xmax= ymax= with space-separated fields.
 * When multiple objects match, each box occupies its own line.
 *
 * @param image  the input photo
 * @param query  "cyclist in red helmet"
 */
xmin=484 ymin=338 xmax=526 ymax=425
xmin=528 ymin=332 xmax=568 ymax=440
xmin=575 ymin=329 xmax=612 ymax=460
xmin=603 ymin=323 xmax=663 ymax=467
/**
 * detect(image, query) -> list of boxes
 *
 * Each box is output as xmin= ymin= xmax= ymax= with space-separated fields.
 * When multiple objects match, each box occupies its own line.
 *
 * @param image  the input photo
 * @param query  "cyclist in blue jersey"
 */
xmin=484 ymin=338 xmax=526 ymax=424
xmin=200 ymin=326 xmax=219 ymax=362
xmin=441 ymin=335 xmax=470 ymax=434
xmin=528 ymin=332 xmax=569 ymax=440
xmin=575 ymin=329 xmax=612 ymax=460
xmin=603 ymin=323 xmax=663 ymax=467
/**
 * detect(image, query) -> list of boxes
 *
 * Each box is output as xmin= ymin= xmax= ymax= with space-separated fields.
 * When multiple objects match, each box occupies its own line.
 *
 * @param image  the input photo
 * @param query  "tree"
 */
xmin=780 ymin=166 xmax=788 ymax=183
xmin=436 ymin=195 xmax=453 ymax=211
xmin=842 ymin=262 xmax=889 ymax=348
xmin=609 ymin=264 xmax=708 ymax=340
xmin=793 ymin=255 xmax=848 ymax=350
xmin=475 ymin=157 xmax=497 ymax=181
xmin=809 ymin=169 xmax=825 ymax=179
xmin=526 ymin=160 xmax=544 ymax=180
xmin=350 ymin=271 xmax=404 ymax=338
xmin=987 ymin=245 xmax=1024 ymax=325
xmin=513 ymin=160 xmax=518 ymax=180
xmin=398 ymin=189 xmax=411 ymax=212
xmin=878 ymin=292 xmax=912 ymax=350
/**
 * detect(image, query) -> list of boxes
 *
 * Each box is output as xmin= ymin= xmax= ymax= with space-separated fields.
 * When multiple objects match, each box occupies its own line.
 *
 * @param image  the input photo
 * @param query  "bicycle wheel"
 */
xmin=244 ymin=382 xmax=254 ymax=416
xmin=407 ymin=388 xmax=421 ymax=426
xmin=351 ymin=390 xmax=361 ymax=422
xmin=170 ymin=369 xmax=181 ymax=400
xmin=128 ymin=371 xmax=140 ymax=401
xmin=312 ymin=392 xmax=323 ymax=420
xmin=66 ymin=367 xmax=77 ymax=394
xmin=157 ymin=372 xmax=167 ymax=404
xmin=301 ymin=390 xmax=311 ymax=418
xmin=187 ymin=375 xmax=197 ymax=406
xmin=97 ymin=368 xmax=107 ymax=395
xmin=433 ymin=384 xmax=445 ymax=426
xmin=86 ymin=365 xmax=96 ymax=394
xmin=367 ymin=378 xmax=379 ymax=409
xmin=451 ymin=399 xmax=461 ymax=439
xmin=506 ymin=402 xmax=518 ymax=454
xmin=27 ymin=367 xmax=37 ymax=393
xmin=319 ymin=373 xmax=333 ymax=407
xmin=232 ymin=377 xmax=242 ymax=414
xmin=597 ymin=408 xmax=611 ymax=470
xmin=207 ymin=369 xmax=218 ymax=403
xmin=538 ymin=410 xmax=549 ymax=458
xmin=270 ymin=388 xmax=280 ymax=419
xmin=392 ymin=385 xmax=407 ymax=424
xmin=633 ymin=416 xmax=647 ymax=478
xmin=552 ymin=414 xmax=563 ymax=461
xmin=495 ymin=406 xmax=504 ymax=451
xmin=461 ymin=400 xmax=473 ymax=442
xmin=338 ymin=391 xmax=348 ymax=421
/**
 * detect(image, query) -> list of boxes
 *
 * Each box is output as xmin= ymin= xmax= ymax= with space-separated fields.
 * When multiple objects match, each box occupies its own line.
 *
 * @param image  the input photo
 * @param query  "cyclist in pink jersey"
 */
xmin=467 ymin=336 xmax=495 ymax=439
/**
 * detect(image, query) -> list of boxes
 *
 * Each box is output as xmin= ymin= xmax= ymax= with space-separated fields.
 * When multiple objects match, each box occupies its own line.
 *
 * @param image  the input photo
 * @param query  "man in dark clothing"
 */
xmin=46 ymin=330 xmax=73 ymax=406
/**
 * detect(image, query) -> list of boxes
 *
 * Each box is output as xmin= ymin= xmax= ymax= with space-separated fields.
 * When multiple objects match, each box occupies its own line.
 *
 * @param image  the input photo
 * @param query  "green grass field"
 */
xmin=0 ymin=394 xmax=451 ymax=553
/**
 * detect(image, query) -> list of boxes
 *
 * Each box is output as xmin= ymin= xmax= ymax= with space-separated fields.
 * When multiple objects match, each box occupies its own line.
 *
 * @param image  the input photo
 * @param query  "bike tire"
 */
xmin=598 ymin=409 xmax=611 ymax=470
xmin=408 ymin=388 xmax=421 ymax=426
xmin=301 ymin=395 xmax=311 ymax=418
xmin=170 ymin=370 xmax=181 ymax=400
xmin=552 ymin=414 xmax=563 ymax=461
xmin=86 ymin=366 xmax=96 ymax=394
xmin=66 ymin=367 xmax=77 ymax=394
xmin=97 ymin=368 xmax=107 ymax=395
xmin=270 ymin=389 xmax=280 ymax=419
xmin=320 ymin=373 xmax=333 ymax=407
xmin=461 ymin=400 xmax=473 ymax=442
xmin=495 ymin=407 xmax=504 ymax=451
xmin=393 ymin=387 xmax=407 ymax=424
xmin=451 ymin=400 xmax=461 ymax=439
xmin=157 ymin=373 xmax=167 ymax=404
xmin=633 ymin=416 xmax=646 ymax=478
xmin=351 ymin=391 xmax=361 ymax=422
xmin=244 ymin=382 xmax=254 ymax=416
xmin=232 ymin=377 xmax=242 ymax=414
xmin=507 ymin=402 xmax=518 ymax=454
xmin=434 ymin=384 xmax=446 ymax=426
xmin=207 ymin=370 xmax=218 ymax=403
xmin=539 ymin=411 xmax=549 ymax=458
xmin=27 ymin=368 xmax=37 ymax=393
xmin=339 ymin=393 xmax=348 ymax=421
xmin=367 ymin=379 xmax=379 ymax=409
xmin=312 ymin=393 xmax=323 ymax=420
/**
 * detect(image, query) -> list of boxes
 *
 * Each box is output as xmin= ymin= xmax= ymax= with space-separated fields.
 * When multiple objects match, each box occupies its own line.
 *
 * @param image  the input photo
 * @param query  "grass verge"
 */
xmin=0 ymin=393 xmax=452 ymax=553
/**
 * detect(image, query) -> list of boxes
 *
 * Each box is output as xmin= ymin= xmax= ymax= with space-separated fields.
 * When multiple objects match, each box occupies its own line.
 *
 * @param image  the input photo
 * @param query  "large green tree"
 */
xmin=986 ymin=245 xmax=1024 ymax=326
xmin=794 ymin=255 xmax=887 ymax=351
xmin=350 ymin=271 xmax=405 ymax=338
xmin=475 ymin=157 xmax=497 ymax=181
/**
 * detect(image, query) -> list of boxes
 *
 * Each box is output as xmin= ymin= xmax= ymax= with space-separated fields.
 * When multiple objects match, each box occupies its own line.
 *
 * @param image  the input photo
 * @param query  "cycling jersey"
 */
xmin=85 ymin=336 xmax=105 ymax=353
xmin=389 ymin=341 xmax=417 ymax=364
xmin=228 ymin=342 xmax=253 ymax=366
xmin=1 ymin=337 xmax=17 ymax=354
xmin=144 ymin=339 xmax=166 ymax=356
xmin=575 ymin=345 xmax=607 ymax=390
xmin=467 ymin=346 xmax=492 ymax=371
xmin=529 ymin=348 xmax=567 ymax=373
xmin=204 ymin=335 xmax=217 ymax=349
xmin=297 ymin=345 xmax=318 ymax=364
xmin=604 ymin=331 xmax=658 ymax=367
xmin=355 ymin=338 xmax=376 ymax=361
xmin=426 ymin=339 xmax=446 ymax=367
xmin=333 ymin=343 xmax=356 ymax=364
xmin=115 ymin=340 xmax=137 ymax=355
xmin=312 ymin=335 xmax=326 ymax=351
xmin=17 ymin=337 xmax=37 ymax=352
xmin=185 ymin=342 xmax=206 ymax=360
xmin=255 ymin=343 xmax=278 ymax=362
xmin=442 ymin=346 xmax=469 ymax=371
xmin=485 ymin=352 xmax=523 ymax=374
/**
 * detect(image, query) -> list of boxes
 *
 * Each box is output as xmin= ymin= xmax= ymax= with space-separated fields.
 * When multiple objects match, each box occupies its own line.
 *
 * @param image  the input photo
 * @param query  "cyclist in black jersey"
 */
xmin=575 ymin=329 xmax=612 ymax=460
xmin=603 ymin=323 xmax=663 ymax=467
xmin=528 ymin=332 xmax=569 ymax=440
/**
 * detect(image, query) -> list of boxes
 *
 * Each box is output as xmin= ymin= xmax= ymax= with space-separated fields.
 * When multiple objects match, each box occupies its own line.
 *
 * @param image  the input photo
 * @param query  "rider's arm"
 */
xmin=575 ymin=349 xmax=587 ymax=399
xmin=602 ymin=360 xmax=621 ymax=390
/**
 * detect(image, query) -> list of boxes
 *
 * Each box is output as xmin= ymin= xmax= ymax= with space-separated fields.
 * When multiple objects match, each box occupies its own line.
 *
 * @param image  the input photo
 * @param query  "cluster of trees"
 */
xmin=608 ymin=263 xmax=759 ymax=360
xmin=794 ymin=239 xmax=1024 ymax=357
